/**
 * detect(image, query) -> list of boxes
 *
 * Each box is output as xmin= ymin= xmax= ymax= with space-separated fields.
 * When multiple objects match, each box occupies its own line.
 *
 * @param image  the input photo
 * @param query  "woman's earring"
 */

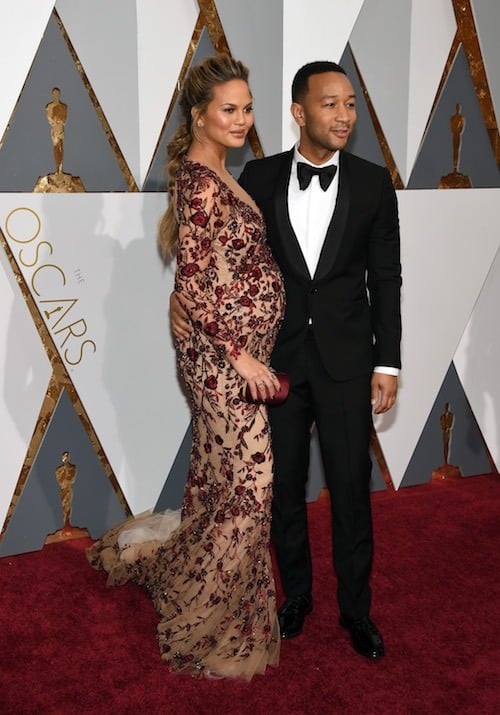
xmin=197 ymin=121 xmax=203 ymax=128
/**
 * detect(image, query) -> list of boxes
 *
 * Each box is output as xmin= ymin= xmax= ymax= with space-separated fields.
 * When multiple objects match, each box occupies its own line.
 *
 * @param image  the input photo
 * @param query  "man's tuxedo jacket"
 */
xmin=239 ymin=149 xmax=402 ymax=381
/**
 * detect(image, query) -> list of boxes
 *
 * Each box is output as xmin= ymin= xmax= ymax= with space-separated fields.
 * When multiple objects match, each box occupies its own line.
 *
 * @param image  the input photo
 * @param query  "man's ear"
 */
xmin=291 ymin=102 xmax=305 ymax=127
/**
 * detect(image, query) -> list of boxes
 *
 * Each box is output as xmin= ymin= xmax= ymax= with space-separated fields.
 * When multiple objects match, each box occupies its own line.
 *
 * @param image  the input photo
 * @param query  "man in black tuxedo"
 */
xmin=171 ymin=61 xmax=401 ymax=660
xmin=238 ymin=61 xmax=401 ymax=659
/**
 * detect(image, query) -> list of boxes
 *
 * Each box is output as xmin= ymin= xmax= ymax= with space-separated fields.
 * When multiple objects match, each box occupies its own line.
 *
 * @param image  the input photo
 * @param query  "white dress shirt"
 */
xmin=288 ymin=146 xmax=339 ymax=278
xmin=287 ymin=145 xmax=398 ymax=378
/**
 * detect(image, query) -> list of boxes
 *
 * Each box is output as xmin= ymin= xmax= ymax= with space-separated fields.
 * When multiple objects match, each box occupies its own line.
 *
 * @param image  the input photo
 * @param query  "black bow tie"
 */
xmin=297 ymin=161 xmax=337 ymax=191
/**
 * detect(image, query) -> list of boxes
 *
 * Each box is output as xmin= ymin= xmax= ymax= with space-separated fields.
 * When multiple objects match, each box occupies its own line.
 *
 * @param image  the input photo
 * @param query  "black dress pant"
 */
xmin=269 ymin=332 xmax=374 ymax=619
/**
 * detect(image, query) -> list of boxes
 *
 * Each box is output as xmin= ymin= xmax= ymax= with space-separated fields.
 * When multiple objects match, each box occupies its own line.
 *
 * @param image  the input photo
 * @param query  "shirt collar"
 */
xmin=293 ymin=143 xmax=340 ymax=168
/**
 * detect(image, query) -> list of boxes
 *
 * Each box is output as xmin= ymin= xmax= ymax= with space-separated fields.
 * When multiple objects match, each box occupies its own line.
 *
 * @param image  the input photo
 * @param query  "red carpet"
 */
xmin=1 ymin=475 xmax=499 ymax=714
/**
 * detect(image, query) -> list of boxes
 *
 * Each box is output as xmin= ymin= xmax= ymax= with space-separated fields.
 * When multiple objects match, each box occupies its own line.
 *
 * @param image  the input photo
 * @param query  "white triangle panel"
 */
xmin=349 ymin=0 xmax=411 ymax=182
xmin=407 ymin=0 xmax=456 ymax=183
xmin=471 ymin=0 xmax=500 ymax=131
xmin=282 ymin=0 xmax=364 ymax=149
xmin=0 ymin=227 xmax=52 ymax=529
xmin=0 ymin=1 xmax=55 ymax=143
xmin=375 ymin=188 xmax=500 ymax=488
xmin=56 ymin=0 xmax=141 ymax=185
xmin=1 ymin=193 xmax=191 ymax=514
xmin=454 ymin=245 xmax=500 ymax=469
xmin=137 ymin=0 xmax=199 ymax=188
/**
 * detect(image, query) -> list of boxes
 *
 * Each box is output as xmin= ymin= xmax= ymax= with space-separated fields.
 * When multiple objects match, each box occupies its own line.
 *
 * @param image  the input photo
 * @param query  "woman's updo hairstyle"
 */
xmin=157 ymin=54 xmax=249 ymax=260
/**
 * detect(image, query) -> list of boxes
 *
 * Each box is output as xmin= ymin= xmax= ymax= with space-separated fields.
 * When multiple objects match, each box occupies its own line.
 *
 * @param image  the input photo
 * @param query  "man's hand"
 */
xmin=170 ymin=292 xmax=192 ymax=340
xmin=371 ymin=372 xmax=398 ymax=414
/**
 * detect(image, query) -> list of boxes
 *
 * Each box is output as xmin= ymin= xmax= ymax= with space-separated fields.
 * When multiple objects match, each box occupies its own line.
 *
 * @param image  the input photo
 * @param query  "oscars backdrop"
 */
xmin=1 ymin=0 xmax=499 ymax=556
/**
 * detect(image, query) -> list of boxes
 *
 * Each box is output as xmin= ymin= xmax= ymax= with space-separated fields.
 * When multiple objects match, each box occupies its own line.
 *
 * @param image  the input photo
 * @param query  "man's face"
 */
xmin=292 ymin=72 xmax=357 ymax=159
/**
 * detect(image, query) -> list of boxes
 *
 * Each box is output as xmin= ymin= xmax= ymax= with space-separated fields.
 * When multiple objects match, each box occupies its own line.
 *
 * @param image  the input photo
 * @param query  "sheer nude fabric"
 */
xmin=87 ymin=160 xmax=285 ymax=681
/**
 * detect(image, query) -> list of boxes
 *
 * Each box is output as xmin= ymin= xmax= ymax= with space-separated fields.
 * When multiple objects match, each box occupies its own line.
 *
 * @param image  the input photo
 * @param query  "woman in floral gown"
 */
xmin=87 ymin=54 xmax=285 ymax=681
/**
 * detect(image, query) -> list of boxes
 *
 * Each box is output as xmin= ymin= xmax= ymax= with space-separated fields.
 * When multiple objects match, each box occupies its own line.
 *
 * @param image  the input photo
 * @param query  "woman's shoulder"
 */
xmin=178 ymin=158 xmax=220 ymax=185
xmin=177 ymin=159 xmax=222 ymax=200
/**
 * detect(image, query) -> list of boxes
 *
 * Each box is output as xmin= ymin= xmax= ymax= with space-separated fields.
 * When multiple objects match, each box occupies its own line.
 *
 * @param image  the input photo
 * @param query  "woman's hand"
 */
xmin=170 ymin=292 xmax=193 ymax=340
xmin=170 ymin=290 xmax=278 ymax=400
xmin=228 ymin=350 xmax=281 ymax=401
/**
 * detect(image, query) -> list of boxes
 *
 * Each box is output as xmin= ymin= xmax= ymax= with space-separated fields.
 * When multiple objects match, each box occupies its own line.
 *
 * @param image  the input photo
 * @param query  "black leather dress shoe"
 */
xmin=339 ymin=615 xmax=385 ymax=659
xmin=278 ymin=594 xmax=313 ymax=639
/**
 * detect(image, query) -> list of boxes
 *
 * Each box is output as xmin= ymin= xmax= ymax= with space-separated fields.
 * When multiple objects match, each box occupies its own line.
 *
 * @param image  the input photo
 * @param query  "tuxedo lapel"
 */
xmin=273 ymin=150 xmax=311 ymax=278
xmin=313 ymin=152 xmax=351 ymax=281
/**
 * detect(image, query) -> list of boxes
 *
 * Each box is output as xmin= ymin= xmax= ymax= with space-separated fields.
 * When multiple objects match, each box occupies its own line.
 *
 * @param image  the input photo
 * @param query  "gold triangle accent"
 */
xmin=424 ymin=5 xmax=499 ymax=169
xmin=146 ymin=13 xmax=206 ymax=179
xmin=198 ymin=0 xmax=230 ymax=53
xmin=422 ymin=30 xmax=461 ymax=147
xmin=197 ymin=0 xmax=263 ymax=158
xmin=350 ymin=49 xmax=404 ymax=189
xmin=370 ymin=429 xmax=395 ymax=491
xmin=149 ymin=3 xmax=265 ymax=180
xmin=0 ymin=227 xmax=132 ymax=538
xmin=53 ymin=9 xmax=139 ymax=191
xmin=1 ymin=375 xmax=63 ymax=537
xmin=452 ymin=0 xmax=499 ymax=165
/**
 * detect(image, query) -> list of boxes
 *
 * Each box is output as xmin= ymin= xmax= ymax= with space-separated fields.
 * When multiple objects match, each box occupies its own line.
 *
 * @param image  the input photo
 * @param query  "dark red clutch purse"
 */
xmin=242 ymin=372 xmax=290 ymax=406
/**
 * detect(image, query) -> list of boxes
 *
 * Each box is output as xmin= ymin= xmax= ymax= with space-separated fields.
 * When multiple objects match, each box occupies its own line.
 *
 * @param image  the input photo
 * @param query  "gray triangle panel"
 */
xmin=369 ymin=442 xmax=389 ymax=492
xmin=144 ymin=30 xmax=215 ymax=192
xmin=144 ymin=29 xmax=256 ymax=192
xmin=407 ymin=46 xmax=499 ymax=189
xmin=0 ymin=14 xmax=128 ymax=192
xmin=0 ymin=389 xmax=127 ymax=557
xmin=338 ymin=45 xmax=387 ymax=169
xmin=213 ymin=0 xmax=283 ymax=154
xmin=400 ymin=361 xmax=492 ymax=487
xmin=154 ymin=421 xmax=191 ymax=511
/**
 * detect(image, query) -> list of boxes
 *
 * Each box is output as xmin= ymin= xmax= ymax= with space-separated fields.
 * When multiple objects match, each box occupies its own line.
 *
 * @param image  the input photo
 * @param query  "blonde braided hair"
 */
xmin=158 ymin=54 xmax=249 ymax=260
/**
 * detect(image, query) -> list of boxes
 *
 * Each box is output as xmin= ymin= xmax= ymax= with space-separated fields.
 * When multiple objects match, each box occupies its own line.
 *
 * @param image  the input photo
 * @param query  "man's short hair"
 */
xmin=292 ymin=61 xmax=347 ymax=103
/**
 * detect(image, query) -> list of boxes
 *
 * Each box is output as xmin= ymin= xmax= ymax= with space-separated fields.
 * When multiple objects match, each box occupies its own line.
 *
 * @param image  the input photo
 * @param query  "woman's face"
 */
xmin=198 ymin=79 xmax=253 ymax=150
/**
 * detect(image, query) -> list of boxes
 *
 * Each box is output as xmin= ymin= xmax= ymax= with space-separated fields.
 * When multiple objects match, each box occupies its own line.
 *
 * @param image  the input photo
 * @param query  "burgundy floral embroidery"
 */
xmin=181 ymin=263 xmax=199 ymax=277
xmin=204 ymin=321 xmax=219 ymax=337
xmin=190 ymin=197 xmax=203 ymax=209
xmin=87 ymin=159 xmax=285 ymax=682
xmin=192 ymin=210 xmax=209 ymax=227
xmin=204 ymin=375 xmax=218 ymax=390
xmin=239 ymin=296 xmax=254 ymax=307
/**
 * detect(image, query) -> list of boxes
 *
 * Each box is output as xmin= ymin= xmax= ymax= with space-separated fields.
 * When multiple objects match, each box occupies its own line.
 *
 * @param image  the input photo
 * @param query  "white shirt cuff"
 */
xmin=373 ymin=366 xmax=399 ymax=376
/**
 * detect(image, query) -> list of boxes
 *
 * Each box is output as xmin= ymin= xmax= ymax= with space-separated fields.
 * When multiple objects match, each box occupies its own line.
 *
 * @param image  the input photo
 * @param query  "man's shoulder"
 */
xmin=243 ymin=150 xmax=291 ymax=174
xmin=342 ymin=151 xmax=389 ymax=178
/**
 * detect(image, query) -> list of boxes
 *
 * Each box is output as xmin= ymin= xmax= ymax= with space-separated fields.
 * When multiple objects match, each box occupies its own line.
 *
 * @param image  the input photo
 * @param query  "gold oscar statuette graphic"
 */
xmin=439 ymin=104 xmax=472 ymax=188
xmin=45 ymin=451 xmax=89 ymax=543
xmin=34 ymin=87 xmax=85 ymax=193
xmin=431 ymin=403 xmax=463 ymax=481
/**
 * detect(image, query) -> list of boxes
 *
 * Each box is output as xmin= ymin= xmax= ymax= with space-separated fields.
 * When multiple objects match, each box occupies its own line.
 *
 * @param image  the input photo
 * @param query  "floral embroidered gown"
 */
xmin=87 ymin=159 xmax=285 ymax=681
